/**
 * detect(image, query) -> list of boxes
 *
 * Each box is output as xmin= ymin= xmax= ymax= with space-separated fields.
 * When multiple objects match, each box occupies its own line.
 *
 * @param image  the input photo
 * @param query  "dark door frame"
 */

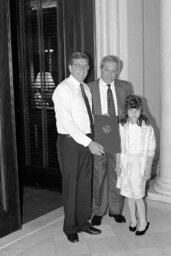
xmin=0 ymin=0 xmax=21 ymax=238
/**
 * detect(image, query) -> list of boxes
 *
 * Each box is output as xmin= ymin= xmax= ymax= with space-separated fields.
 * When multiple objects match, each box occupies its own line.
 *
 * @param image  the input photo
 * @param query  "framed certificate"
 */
xmin=94 ymin=115 xmax=121 ymax=153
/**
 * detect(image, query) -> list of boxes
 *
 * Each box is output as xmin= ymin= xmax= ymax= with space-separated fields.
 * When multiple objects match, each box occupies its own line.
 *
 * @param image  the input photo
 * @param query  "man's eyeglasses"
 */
xmin=72 ymin=64 xmax=89 ymax=71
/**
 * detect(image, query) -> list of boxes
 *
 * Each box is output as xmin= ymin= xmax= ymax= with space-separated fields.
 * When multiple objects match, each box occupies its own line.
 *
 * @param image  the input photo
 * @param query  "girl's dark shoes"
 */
xmin=135 ymin=222 xmax=150 ymax=236
xmin=129 ymin=225 xmax=136 ymax=232
xmin=129 ymin=221 xmax=137 ymax=232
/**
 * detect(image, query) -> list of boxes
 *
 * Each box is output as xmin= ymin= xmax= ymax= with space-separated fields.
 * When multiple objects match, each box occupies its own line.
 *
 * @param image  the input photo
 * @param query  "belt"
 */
xmin=58 ymin=133 xmax=93 ymax=139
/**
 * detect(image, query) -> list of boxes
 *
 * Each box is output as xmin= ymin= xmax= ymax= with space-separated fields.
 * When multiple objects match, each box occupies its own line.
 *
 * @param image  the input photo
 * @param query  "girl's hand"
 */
xmin=144 ymin=173 xmax=151 ymax=180
xmin=144 ymin=156 xmax=153 ymax=180
xmin=144 ymin=168 xmax=151 ymax=180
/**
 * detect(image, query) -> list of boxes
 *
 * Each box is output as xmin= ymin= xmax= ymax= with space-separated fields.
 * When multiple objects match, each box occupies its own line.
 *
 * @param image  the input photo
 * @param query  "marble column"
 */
xmin=148 ymin=0 xmax=171 ymax=203
xmin=94 ymin=0 xmax=128 ymax=79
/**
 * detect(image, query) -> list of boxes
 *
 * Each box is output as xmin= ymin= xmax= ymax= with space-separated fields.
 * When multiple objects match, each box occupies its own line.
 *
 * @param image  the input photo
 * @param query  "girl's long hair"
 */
xmin=120 ymin=95 xmax=150 ymax=126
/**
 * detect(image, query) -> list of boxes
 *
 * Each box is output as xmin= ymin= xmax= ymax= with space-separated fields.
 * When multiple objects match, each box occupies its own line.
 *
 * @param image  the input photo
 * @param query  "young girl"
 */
xmin=116 ymin=95 xmax=156 ymax=235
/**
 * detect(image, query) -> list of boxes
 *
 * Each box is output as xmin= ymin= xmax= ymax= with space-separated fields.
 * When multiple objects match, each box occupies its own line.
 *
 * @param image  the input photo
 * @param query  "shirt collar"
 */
xmin=70 ymin=74 xmax=83 ymax=88
xmin=100 ymin=78 xmax=114 ymax=88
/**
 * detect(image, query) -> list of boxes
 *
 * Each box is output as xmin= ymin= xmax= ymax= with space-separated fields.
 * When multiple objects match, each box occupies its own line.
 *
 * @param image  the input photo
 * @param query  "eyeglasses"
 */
xmin=72 ymin=64 xmax=89 ymax=71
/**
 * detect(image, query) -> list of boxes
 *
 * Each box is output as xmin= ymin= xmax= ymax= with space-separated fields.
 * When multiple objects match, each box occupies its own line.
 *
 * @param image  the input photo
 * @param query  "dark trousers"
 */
xmin=57 ymin=134 xmax=92 ymax=235
xmin=92 ymin=153 xmax=125 ymax=216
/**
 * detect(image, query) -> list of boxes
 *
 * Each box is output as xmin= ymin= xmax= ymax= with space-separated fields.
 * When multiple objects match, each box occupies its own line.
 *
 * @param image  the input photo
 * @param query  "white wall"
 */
xmin=127 ymin=0 xmax=144 ymax=95
xmin=127 ymin=0 xmax=160 ymax=128
xmin=143 ymin=0 xmax=160 ymax=128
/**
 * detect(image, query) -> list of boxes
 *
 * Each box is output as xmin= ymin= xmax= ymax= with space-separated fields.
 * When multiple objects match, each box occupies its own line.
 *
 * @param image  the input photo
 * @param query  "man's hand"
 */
xmin=88 ymin=141 xmax=104 ymax=155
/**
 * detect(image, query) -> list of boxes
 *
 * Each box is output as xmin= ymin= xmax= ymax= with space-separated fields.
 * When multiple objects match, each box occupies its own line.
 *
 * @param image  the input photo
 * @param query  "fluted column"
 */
xmin=148 ymin=0 xmax=171 ymax=203
xmin=94 ymin=0 xmax=128 ymax=79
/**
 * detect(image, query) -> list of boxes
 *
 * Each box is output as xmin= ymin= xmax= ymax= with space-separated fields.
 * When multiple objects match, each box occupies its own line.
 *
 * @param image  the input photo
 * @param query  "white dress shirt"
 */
xmin=99 ymin=78 xmax=118 ymax=116
xmin=52 ymin=75 xmax=92 ymax=147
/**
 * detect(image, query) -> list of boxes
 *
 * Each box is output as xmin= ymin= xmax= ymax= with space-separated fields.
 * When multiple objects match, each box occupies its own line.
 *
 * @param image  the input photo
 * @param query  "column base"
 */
xmin=147 ymin=186 xmax=171 ymax=203
xmin=147 ymin=178 xmax=171 ymax=203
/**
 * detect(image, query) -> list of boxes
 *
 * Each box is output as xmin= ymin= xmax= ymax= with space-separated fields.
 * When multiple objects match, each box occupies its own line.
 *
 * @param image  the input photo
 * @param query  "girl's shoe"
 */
xmin=129 ymin=224 xmax=136 ymax=232
xmin=135 ymin=222 xmax=150 ymax=236
xmin=129 ymin=220 xmax=137 ymax=232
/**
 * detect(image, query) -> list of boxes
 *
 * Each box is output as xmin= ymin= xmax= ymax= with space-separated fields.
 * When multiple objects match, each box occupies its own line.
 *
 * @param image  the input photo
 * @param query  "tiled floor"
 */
xmin=0 ymin=199 xmax=171 ymax=256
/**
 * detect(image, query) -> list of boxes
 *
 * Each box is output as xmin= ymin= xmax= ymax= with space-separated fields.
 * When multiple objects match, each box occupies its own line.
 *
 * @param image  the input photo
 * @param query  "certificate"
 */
xmin=94 ymin=115 xmax=121 ymax=153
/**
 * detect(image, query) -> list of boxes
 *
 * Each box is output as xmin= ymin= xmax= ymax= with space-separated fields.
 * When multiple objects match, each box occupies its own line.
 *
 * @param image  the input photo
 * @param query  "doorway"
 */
xmin=11 ymin=0 xmax=95 ymax=223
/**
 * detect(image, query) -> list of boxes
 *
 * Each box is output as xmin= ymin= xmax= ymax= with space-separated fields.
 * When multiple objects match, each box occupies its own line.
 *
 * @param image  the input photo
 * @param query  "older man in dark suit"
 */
xmin=89 ymin=55 xmax=134 ymax=226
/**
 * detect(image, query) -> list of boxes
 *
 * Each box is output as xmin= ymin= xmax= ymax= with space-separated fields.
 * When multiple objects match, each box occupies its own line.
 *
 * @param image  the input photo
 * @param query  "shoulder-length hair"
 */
xmin=120 ymin=95 xmax=150 ymax=126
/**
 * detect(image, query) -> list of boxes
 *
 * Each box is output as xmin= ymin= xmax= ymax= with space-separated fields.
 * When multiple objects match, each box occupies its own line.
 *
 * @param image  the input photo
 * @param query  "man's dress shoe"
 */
xmin=135 ymin=222 xmax=150 ymax=236
xmin=79 ymin=225 xmax=101 ymax=234
xmin=109 ymin=213 xmax=126 ymax=223
xmin=91 ymin=215 xmax=102 ymax=226
xmin=67 ymin=233 xmax=79 ymax=243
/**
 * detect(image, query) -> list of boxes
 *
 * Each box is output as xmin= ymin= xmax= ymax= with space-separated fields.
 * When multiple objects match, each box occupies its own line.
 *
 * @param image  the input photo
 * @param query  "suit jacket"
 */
xmin=88 ymin=79 xmax=134 ymax=119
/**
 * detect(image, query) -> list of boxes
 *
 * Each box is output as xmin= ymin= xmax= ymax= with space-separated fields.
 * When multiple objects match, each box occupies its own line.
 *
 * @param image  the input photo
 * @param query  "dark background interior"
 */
xmin=10 ymin=0 xmax=95 ymax=223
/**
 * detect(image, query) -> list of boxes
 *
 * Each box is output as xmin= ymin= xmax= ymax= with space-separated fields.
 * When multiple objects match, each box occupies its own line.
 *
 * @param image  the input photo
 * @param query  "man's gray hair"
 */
xmin=100 ymin=55 xmax=123 ymax=75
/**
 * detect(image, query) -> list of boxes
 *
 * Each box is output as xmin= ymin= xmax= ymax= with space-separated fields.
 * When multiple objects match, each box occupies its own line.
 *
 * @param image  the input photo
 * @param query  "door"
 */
xmin=14 ymin=0 xmax=95 ymax=187
xmin=0 ymin=0 xmax=21 ymax=237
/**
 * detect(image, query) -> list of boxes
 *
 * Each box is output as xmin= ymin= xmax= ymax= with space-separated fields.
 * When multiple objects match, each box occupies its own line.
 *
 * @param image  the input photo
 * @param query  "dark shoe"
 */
xmin=129 ymin=225 xmax=137 ymax=232
xmin=79 ymin=226 xmax=101 ymax=235
xmin=135 ymin=222 xmax=150 ymax=236
xmin=91 ymin=215 xmax=102 ymax=226
xmin=67 ymin=233 xmax=79 ymax=243
xmin=109 ymin=213 xmax=126 ymax=223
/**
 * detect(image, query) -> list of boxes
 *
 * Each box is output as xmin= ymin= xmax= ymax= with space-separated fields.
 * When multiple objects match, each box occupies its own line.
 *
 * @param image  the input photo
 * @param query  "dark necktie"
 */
xmin=107 ymin=84 xmax=116 ymax=116
xmin=80 ymin=83 xmax=94 ymax=136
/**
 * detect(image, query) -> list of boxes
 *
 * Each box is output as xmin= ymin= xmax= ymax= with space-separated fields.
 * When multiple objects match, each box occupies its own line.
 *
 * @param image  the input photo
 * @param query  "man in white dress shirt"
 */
xmin=52 ymin=52 xmax=104 ymax=243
